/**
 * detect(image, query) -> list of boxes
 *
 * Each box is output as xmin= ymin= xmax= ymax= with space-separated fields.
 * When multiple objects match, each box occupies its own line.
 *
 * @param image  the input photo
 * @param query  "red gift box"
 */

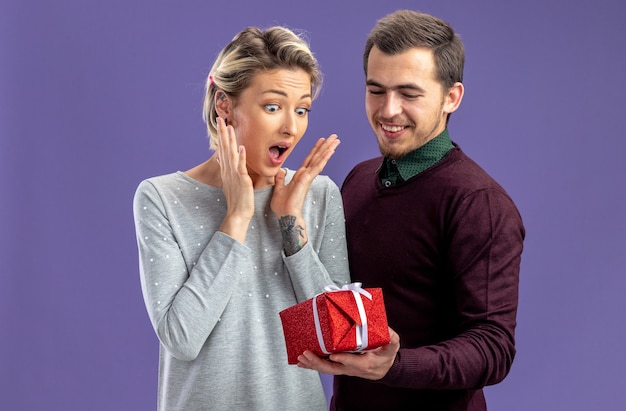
xmin=279 ymin=283 xmax=390 ymax=364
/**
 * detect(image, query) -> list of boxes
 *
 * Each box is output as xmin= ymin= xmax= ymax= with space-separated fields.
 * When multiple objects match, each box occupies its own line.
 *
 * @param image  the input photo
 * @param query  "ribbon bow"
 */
xmin=312 ymin=282 xmax=372 ymax=355
xmin=323 ymin=282 xmax=372 ymax=300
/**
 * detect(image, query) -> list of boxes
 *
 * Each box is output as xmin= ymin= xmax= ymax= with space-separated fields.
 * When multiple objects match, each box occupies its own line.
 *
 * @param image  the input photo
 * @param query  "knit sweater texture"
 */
xmin=333 ymin=145 xmax=525 ymax=411
xmin=133 ymin=170 xmax=350 ymax=410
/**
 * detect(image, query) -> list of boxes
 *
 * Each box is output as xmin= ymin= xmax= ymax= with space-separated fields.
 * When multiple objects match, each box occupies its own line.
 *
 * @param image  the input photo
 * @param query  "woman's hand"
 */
xmin=271 ymin=134 xmax=340 ymax=255
xmin=216 ymin=117 xmax=254 ymax=243
xmin=271 ymin=134 xmax=340 ymax=217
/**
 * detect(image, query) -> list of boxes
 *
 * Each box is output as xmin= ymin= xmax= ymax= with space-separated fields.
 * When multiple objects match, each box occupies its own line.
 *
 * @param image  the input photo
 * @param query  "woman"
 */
xmin=133 ymin=26 xmax=349 ymax=410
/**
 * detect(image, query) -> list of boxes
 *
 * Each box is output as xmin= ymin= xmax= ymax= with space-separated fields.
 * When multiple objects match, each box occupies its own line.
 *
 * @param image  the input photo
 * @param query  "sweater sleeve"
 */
xmin=283 ymin=176 xmax=350 ymax=301
xmin=133 ymin=180 xmax=250 ymax=361
xmin=380 ymin=188 xmax=525 ymax=389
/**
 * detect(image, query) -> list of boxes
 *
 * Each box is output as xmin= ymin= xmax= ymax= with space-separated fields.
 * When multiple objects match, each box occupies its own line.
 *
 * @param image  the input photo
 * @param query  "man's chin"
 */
xmin=378 ymin=142 xmax=408 ymax=160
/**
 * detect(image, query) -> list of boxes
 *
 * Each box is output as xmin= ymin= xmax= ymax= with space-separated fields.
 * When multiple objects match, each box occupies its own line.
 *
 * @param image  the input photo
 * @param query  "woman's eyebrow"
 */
xmin=262 ymin=89 xmax=312 ymax=100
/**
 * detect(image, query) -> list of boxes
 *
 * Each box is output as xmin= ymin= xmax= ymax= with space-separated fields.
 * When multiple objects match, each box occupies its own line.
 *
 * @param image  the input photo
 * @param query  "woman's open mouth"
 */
xmin=269 ymin=144 xmax=289 ymax=165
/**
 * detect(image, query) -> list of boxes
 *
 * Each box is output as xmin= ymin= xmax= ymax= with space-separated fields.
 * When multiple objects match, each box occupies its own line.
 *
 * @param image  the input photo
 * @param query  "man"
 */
xmin=298 ymin=10 xmax=525 ymax=410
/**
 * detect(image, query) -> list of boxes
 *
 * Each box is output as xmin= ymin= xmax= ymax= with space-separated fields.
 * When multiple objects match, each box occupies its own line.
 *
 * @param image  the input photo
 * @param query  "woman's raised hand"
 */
xmin=216 ymin=117 xmax=254 ymax=243
xmin=271 ymin=134 xmax=340 ymax=256
xmin=271 ymin=134 xmax=340 ymax=218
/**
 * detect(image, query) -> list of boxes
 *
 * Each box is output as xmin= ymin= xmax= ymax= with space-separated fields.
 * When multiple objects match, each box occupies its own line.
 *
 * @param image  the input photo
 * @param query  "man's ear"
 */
xmin=444 ymin=82 xmax=464 ymax=115
xmin=214 ymin=91 xmax=232 ymax=119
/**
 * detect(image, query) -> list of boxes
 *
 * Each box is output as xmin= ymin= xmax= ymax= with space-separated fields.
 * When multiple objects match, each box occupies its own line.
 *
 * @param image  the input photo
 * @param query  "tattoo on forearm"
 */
xmin=279 ymin=215 xmax=305 ymax=256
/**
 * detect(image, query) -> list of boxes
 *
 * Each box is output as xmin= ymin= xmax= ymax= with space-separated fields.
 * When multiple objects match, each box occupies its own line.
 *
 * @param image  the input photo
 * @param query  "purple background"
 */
xmin=2 ymin=0 xmax=625 ymax=409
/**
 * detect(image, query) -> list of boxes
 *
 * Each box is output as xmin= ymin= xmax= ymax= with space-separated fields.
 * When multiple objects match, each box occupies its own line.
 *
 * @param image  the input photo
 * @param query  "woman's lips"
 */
xmin=269 ymin=145 xmax=288 ymax=166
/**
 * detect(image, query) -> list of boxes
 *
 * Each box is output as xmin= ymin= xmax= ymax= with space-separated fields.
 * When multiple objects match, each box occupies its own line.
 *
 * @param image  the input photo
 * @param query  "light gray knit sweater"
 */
xmin=133 ymin=170 xmax=350 ymax=410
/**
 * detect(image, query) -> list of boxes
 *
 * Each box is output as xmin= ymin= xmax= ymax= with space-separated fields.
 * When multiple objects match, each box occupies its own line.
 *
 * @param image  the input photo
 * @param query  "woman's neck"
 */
xmin=185 ymin=154 xmax=275 ymax=189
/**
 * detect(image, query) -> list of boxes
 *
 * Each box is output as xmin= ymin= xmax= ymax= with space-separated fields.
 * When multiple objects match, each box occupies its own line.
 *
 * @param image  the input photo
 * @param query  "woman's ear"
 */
xmin=214 ymin=91 xmax=232 ymax=119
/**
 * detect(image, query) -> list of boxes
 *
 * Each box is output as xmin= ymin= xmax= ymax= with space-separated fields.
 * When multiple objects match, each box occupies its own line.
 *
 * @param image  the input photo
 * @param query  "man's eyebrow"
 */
xmin=366 ymin=80 xmax=425 ymax=93
xmin=262 ymin=89 xmax=312 ymax=99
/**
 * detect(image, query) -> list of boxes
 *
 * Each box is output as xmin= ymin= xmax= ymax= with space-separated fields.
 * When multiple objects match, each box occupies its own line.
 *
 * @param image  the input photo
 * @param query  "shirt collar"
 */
xmin=379 ymin=129 xmax=454 ymax=185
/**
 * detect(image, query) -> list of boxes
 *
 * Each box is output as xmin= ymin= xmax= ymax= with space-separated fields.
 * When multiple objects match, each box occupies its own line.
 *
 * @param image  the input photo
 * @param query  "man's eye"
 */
xmin=295 ymin=107 xmax=310 ymax=116
xmin=265 ymin=104 xmax=279 ymax=113
xmin=368 ymin=89 xmax=384 ymax=95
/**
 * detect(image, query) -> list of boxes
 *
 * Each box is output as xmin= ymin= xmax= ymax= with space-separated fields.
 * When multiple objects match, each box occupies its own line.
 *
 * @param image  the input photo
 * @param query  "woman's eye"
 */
xmin=295 ymin=107 xmax=310 ymax=116
xmin=265 ymin=104 xmax=279 ymax=113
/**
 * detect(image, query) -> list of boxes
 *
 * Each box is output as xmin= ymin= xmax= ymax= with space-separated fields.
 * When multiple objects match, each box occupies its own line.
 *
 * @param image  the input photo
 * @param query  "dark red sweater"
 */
xmin=333 ymin=145 xmax=525 ymax=411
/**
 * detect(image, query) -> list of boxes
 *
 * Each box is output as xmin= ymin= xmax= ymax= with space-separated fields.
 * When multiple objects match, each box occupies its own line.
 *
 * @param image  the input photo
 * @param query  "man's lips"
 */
xmin=382 ymin=124 xmax=405 ymax=132
xmin=380 ymin=123 xmax=408 ymax=137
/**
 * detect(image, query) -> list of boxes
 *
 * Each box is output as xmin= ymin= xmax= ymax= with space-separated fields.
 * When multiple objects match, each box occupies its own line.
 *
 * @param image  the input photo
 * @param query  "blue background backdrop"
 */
xmin=2 ymin=0 xmax=625 ymax=409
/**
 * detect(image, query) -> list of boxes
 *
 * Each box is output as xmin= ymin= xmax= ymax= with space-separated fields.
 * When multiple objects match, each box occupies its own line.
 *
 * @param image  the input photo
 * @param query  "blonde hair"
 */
xmin=202 ymin=26 xmax=322 ymax=149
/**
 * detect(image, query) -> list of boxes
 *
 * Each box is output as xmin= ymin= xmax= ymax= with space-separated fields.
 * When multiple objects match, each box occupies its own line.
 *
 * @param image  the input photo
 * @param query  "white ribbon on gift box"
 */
xmin=312 ymin=283 xmax=372 ymax=355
